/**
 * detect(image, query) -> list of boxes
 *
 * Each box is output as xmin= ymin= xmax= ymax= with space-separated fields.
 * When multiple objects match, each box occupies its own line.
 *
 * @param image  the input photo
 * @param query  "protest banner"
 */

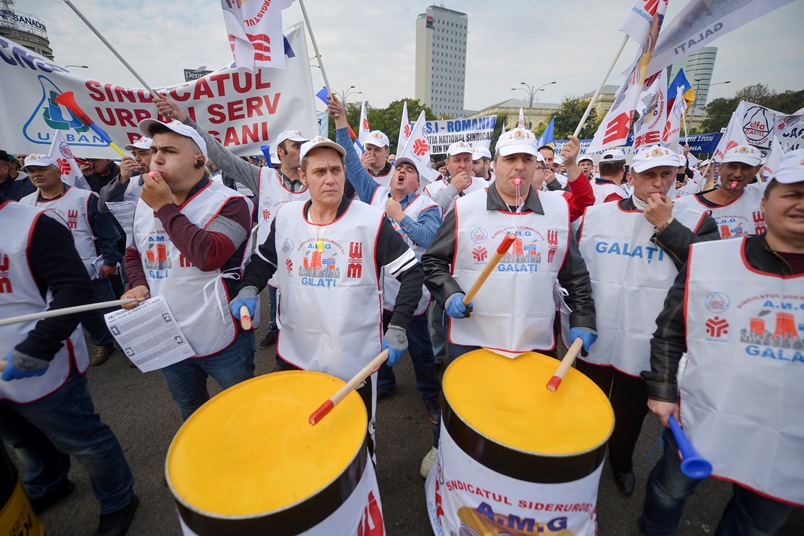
xmin=774 ymin=109 xmax=804 ymax=152
xmin=0 ymin=22 xmax=317 ymax=158
xmin=424 ymin=116 xmax=497 ymax=155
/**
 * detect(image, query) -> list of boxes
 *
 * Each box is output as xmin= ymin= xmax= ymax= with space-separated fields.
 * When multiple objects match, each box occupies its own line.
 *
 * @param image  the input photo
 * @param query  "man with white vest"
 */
xmin=329 ymin=94 xmax=442 ymax=472
xmin=229 ymin=135 xmax=424 ymax=457
xmin=576 ymin=145 xmax=718 ymax=498
xmin=422 ymin=128 xmax=597 ymax=363
xmin=20 ymin=155 xmax=122 ymax=367
xmin=675 ymin=145 xmax=766 ymax=239
xmin=153 ymin=93 xmax=311 ymax=352
xmin=121 ymin=119 xmax=255 ymax=420
xmin=424 ymin=141 xmax=489 ymax=214
xmin=361 ymin=130 xmax=395 ymax=187
xmin=591 ymin=148 xmax=629 ymax=205
xmin=638 ymin=150 xmax=804 ymax=535
xmin=0 ymin=200 xmax=138 ymax=535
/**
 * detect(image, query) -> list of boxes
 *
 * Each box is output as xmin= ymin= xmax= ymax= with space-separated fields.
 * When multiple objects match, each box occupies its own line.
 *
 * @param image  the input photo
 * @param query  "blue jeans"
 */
xmin=0 ymin=370 xmax=135 ymax=514
xmin=427 ymin=301 xmax=447 ymax=364
xmin=639 ymin=429 xmax=794 ymax=536
xmin=160 ymin=332 xmax=255 ymax=420
xmin=447 ymin=341 xmax=480 ymax=364
xmin=82 ymin=277 xmax=117 ymax=347
xmin=378 ymin=311 xmax=441 ymax=404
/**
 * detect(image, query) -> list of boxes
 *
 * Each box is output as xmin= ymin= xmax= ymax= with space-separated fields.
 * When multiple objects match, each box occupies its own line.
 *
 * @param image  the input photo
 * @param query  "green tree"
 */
xmin=767 ymin=89 xmax=804 ymax=114
xmin=327 ymin=99 xmax=436 ymax=153
xmin=699 ymin=96 xmax=739 ymax=133
xmin=553 ymin=97 xmax=600 ymax=139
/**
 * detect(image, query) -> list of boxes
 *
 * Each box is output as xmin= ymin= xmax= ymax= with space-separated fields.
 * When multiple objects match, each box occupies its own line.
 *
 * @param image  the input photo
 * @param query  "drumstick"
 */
xmin=546 ymin=338 xmax=584 ymax=392
xmin=239 ymin=306 xmax=252 ymax=330
xmin=309 ymin=349 xmax=389 ymax=426
xmin=463 ymin=233 xmax=516 ymax=305
xmin=0 ymin=298 xmax=137 ymax=328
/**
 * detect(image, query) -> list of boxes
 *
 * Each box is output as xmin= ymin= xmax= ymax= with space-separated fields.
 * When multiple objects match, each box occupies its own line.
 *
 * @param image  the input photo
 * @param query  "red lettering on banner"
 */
xmin=171 ymin=85 xmax=192 ymax=102
xmin=357 ymin=490 xmax=383 ymax=536
xmin=194 ymin=78 xmax=215 ymax=99
xmin=602 ymin=112 xmax=633 ymax=145
xmin=208 ymin=104 xmax=226 ymax=125
xmin=635 ymin=131 xmax=661 ymax=148
xmin=86 ymin=80 xmax=104 ymax=102
xmin=228 ymin=100 xmax=246 ymax=121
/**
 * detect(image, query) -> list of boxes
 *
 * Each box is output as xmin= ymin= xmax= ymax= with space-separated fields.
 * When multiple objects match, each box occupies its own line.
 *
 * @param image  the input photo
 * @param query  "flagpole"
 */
xmin=298 ymin=0 xmax=331 ymax=92
xmin=573 ymin=34 xmax=629 ymax=137
xmin=63 ymin=1 xmax=156 ymax=95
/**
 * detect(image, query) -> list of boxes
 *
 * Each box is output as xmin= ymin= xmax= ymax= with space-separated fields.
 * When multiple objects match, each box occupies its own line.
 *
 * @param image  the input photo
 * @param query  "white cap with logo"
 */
xmin=21 ymin=154 xmax=58 ymax=171
xmin=472 ymin=146 xmax=492 ymax=160
xmin=631 ymin=146 xmax=680 ymax=173
xmin=364 ymin=131 xmax=390 ymax=148
xmin=768 ymin=149 xmax=804 ymax=185
xmin=446 ymin=141 xmax=474 ymax=156
xmin=299 ymin=136 xmax=346 ymax=161
xmin=276 ymin=130 xmax=308 ymax=146
xmin=578 ymin=154 xmax=594 ymax=164
xmin=722 ymin=145 xmax=763 ymax=167
xmin=494 ymin=128 xmax=539 ymax=157
xmin=138 ymin=119 xmax=208 ymax=161
xmin=601 ymin=148 xmax=626 ymax=162
xmin=124 ymin=136 xmax=152 ymax=151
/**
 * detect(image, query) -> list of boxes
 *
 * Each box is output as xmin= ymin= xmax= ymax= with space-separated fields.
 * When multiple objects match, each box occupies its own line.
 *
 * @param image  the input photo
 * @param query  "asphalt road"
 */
xmin=12 ymin=319 xmax=802 ymax=535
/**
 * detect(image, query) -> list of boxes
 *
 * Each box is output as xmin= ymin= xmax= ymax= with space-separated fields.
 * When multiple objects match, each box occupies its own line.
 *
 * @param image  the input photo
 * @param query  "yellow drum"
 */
xmin=167 ymin=371 xmax=382 ymax=535
xmin=0 ymin=445 xmax=43 ymax=536
xmin=426 ymin=350 xmax=614 ymax=536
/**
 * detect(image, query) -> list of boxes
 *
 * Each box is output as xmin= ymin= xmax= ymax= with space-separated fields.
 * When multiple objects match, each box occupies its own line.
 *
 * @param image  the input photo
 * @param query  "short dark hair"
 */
xmin=763 ymin=179 xmax=780 ymax=199
xmin=538 ymin=145 xmax=554 ymax=155
xmin=599 ymin=161 xmax=625 ymax=176
xmin=144 ymin=122 xmax=171 ymax=138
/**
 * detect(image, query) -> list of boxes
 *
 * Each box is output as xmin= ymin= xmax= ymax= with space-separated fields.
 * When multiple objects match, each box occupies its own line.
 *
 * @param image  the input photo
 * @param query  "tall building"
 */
xmin=0 ymin=0 xmax=53 ymax=60
xmin=415 ymin=5 xmax=468 ymax=118
xmin=669 ymin=47 xmax=718 ymax=114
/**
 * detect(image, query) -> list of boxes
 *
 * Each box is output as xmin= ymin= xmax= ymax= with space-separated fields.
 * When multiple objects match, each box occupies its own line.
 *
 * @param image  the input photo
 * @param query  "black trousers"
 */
xmin=575 ymin=359 xmax=648 ymax=473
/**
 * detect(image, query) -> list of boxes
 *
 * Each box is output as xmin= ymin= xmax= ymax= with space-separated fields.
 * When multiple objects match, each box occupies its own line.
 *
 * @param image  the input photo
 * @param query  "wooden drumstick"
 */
xmin=239 ymin=306 xmax=252 ymax=330
xmin=463 ymin=233 xmax=516 ymax=305
xmin=309 ymin=349 xmax=389 ymax=426
xmin=546 ymin=338 xmax=584 ymax=392
xmin=0 ymin=298 xmax=137 ymax=328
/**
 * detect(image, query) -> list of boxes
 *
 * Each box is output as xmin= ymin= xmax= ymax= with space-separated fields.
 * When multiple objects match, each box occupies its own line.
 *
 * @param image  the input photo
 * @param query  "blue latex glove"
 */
xmin=445 ymin=293 xmax=473 ymax=319
xmin=229 ymin=287 xmax=258 ymax=319
xmin=382 ymin=325 xmax=408 ymax=366
xmin=569 ymin=327 xmax=598 ymax=356
xmin=2 ymin=351 xmax=48 ymax=382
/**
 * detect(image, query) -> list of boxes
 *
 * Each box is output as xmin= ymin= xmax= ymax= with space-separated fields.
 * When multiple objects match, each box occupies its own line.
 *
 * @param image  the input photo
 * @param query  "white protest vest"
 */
xmin=591 ymin=180 xmax=627 ymax=205
xmin=368 ymin=189 xmax=436 ymax=316
xmin=578 ymin=202 xmax=709 ymax=376
xmin=424 ymin=176 xmax=488 ymax=214
xmin=370 ymin=165 xmax=394 ymax=188
xmin=132 ymin=181 xmax=244 ymax=357
xmin=0 ymin=202 xmax=89 ymax=403
xmin=275 ymin=201 xmax=383 ymax=381
xmin=675 ymin=184 xmax=766 ymax=239
xmin=451 ymin=189 xmax=570 ymax=357
xmin=21 ymin=186 xmax=97 ymax=278
xmin=255 ymin=167 xmax=310 ymax=287
xmin=680 ymin=238 xmax=804 ymax=506
xmin=124 ymin=176 xmax=144 ymax=202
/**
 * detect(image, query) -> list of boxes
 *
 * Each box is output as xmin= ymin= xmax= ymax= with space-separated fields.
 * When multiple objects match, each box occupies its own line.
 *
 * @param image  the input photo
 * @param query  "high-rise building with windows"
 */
xmin=415 ymin=5 xmax=467 ymax=118
xmin=669 ymin=47 xmax=718 ymax=114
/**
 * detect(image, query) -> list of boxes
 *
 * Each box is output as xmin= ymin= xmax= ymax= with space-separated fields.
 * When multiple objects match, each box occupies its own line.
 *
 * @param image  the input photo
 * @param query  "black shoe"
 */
xmin=259 ymin=331 xmax=277 ymax=349
xmin=95 ymin=495 xmax=139 ymax=536
xmin=30 ymin=479 xmax=75 ymax=514
xmin=614 ymin=470 xmax=635 ymax=497
xmin=377 ymin=389 xmax=396 ymax=401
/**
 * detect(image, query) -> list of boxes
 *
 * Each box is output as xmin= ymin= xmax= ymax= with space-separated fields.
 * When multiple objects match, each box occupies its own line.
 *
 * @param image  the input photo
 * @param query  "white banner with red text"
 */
xmin=0 ymin=22 xmax=316 ymax=159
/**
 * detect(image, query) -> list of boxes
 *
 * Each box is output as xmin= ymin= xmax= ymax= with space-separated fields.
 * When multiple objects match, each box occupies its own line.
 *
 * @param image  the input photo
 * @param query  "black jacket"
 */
xmin=643 ymin=235 xmax=796 ymax=402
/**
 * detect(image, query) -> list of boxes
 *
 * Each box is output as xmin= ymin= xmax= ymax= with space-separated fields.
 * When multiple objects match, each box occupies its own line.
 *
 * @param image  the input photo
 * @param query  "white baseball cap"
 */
xmin=600 ymin=148 xmax=626 ymax=162
xmin=578 ymin=154 xmax=594 ymax=164
xmin=768 ymin=149 xmax=804 ymax=185
xmin=364 ymin=130 xmax=389 ymax=148
xmin=472 ymin=146 xmax=492 ymax=160
xmin=553 ymin=155 xmax=564 ymax=165
xmin=124 ymin=136 xmax=152 ymax=151
xmin=299 ymin=136 xmax=346 ymax=161
xmin=722 ymin=145 xmax=763 ymax=167
xmin=138 ymin=119 xmax=208 ymax=161
xmin=276 ymin=130 xmax=308 ymax=146
xmin=21 ymin=154 xmax=58 ymax=171
xmin=494 ymin=128 xmax=539 ymax=157
xmin=631 ymin=146 xmax=680 ymax=173
xmin=447 ymin=141 xmax=474 ymax=156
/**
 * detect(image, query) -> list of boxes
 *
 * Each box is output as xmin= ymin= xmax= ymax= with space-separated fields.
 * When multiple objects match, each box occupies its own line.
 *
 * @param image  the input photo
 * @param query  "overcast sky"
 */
xmin=19 ymin=0 xmax=804 ymax=113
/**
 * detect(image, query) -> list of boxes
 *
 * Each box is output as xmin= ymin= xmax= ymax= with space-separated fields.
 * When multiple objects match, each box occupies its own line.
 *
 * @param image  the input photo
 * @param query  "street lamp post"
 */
xmin=511 ymin=81 xmax=556 ymax=130
xmin=65 ymin=64 xmax=89 ymax=68
xmin=693 ymin=79 xmax=731 ymax=114
xmin=338 ymin=86 xmax=362 ymax=106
